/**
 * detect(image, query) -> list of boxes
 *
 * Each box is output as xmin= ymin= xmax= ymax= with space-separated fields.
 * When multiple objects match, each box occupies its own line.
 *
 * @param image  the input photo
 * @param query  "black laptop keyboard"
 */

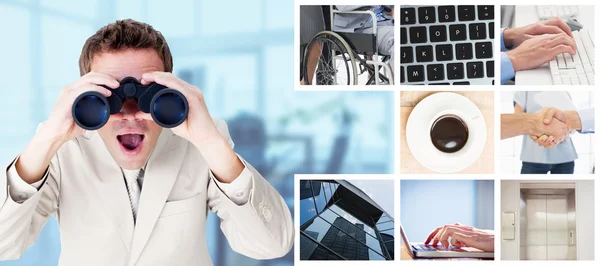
xmin=400 ymin=5 xmax=495 ymax=85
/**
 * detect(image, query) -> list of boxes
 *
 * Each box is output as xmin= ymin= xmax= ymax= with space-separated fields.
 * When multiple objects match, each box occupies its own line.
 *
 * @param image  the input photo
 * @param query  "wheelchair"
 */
xmin=300 ymin=6 xmax=393 ymax=85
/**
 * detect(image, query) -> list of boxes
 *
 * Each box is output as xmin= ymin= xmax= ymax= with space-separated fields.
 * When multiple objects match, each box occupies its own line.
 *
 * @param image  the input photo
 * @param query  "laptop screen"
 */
xmin=399 ymin=223 xmax=414 ymax=258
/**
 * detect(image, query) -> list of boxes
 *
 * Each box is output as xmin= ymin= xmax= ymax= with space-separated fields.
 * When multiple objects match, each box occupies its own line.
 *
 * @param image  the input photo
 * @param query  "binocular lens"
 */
xmin=152 ymin=91 xmax=187 ymax=128
xmin=73 ymin=94 xmax=109 ymax=130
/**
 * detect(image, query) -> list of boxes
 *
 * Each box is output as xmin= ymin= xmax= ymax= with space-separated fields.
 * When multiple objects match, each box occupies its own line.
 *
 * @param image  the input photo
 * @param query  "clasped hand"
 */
xmin=529 ymin=107 xmax=570 ymax=148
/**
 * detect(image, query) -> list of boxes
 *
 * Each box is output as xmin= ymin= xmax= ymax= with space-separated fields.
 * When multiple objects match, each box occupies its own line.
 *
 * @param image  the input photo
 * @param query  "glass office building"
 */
xmin=299 ymin=180 xmax=394 ymax=260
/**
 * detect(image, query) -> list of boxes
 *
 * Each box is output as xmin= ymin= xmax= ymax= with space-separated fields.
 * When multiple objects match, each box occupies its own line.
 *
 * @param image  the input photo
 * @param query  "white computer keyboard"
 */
xmin=549 ymin=29 xmax=595 ymax=85
xmin=536 ymin=5 xmax=578 ymax=20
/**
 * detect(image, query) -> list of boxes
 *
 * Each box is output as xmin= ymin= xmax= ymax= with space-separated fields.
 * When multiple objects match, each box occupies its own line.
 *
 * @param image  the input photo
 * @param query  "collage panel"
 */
xmin=298 ymin=178 xmax=395 ymax=261
xmin=500 ymin=5 xmax=595 ymax=85
xmin=400 ymin=5 xmax=496 ymax=85
xmin=500 ymin=180 xmax=595 ymax=260
xmin=298 ymin=4 xmax=395 ymax=86
xmin=400 ymin=91 xmax=495 ymax=174
xmin=400 ymin=179 xmax=495 ymax=260
xmin=499 ymin=91 xmax=595 ymax=174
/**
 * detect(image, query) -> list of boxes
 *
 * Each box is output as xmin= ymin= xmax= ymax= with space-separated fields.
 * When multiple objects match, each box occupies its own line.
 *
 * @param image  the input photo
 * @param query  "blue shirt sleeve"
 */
xmin=513 ymin=91 xmax=526 ymax=110
xmin=577 ymin=107 xmax=595 ymax=133
xmin=501 ymin=52 xmax=515 ymax=84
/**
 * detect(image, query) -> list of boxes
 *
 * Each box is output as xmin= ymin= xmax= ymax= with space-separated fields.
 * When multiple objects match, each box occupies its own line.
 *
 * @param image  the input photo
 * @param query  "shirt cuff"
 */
xmin=576 ymin=108 xmax=595 ymax=133
xmin=6 ymin=157 xmax=47 ymax=203
xmin=501 ymin=52 xmax=516 ymax=84
xmin=210 ymin=155 xmax=253 ymax=206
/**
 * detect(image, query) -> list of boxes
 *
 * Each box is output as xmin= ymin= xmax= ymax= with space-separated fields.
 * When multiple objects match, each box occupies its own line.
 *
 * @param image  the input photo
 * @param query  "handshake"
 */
xmin=528 ymin=107 xmax=576 ymax=148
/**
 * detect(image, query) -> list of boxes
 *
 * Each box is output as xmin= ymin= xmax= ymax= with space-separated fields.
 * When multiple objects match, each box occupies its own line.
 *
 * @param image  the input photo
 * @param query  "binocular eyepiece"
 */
xmin=72 ymin=77 xmax=189 ymax=130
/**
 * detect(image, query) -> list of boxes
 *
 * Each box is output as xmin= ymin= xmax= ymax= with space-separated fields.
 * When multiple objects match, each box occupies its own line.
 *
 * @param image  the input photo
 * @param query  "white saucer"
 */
xmin=406 ymin=92 xmax=486 ymax=173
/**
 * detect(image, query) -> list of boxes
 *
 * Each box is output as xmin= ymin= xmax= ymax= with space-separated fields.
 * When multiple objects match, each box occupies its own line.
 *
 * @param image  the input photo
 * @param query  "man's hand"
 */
xmin=45 ymin=72 xmax=119 ymax=144
xmin=506 ymin=33 xmax=576 ymax=71
xmin=140 ymin=72 xmax=244 ymax=183
xmin=530 ymin=107 xmax=570 ymax=147
xmin=16 ymin=72 xmax=119 ymax=184
xmin=140 ymin=72 xmax=220 ymax=144
xmin=424 ymin=223 xmax=494 ymax=252
xmin=504 ymin=17 xmax=574 ymax=47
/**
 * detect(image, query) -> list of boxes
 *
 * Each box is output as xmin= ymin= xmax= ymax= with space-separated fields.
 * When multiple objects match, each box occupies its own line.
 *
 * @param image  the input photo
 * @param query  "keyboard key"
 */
xmin=489 ymin=22 xmax=494 ymax=39
xmin=453 ymin=81 xmax=470 ymax=85
xmin=430 ymin=82 xmax=450 ymax=85
xmin=401 ymin=27 xmax=407 ymax=44
xmin=410 ymin=26 xmax=427 ymax=43
xmin=418 ymin=7 xmax=436 ymax=24
xmin=475 ymin=42 xmax=493 ymax=59
xmin=429 ymin=25 xmax=447 ymax=42
xmin=416 ymin=46 xmax=434 ymax=62
xmin=438 ymin=6 xmax=456 ymax=22
xmin=436 ymin=44 xmax=453 ymax=61
xmin=447 ymin=63 xmax=464 ymax=80
xmin=457 ymin=6 xmax=475 ymax=21
xmin=427 ymin=64 xmax=445 ymax=81
xmin=467 ymin=62 xmax=484 ymax=78
xmin=477 ymin=6 xmax=494 ymax=20
xmin=449 ymin=24 xmax=467 ymax=41
xmin=469 ymin=23 xmax=487 ymax=40
xmin=455 ymin=43 xmax=473 ymax=60
xmin=401 ymin=66 xmax=405 ymax=83
xmin=401 ymin=8 xmax=416 ymax=25
xmin=407 ymin=65 xmax=425 ymax=82
xmin=401 ymin=47 xmax=414 ymax=63
xmin=486 ymin=61 xmax=494 ymax=77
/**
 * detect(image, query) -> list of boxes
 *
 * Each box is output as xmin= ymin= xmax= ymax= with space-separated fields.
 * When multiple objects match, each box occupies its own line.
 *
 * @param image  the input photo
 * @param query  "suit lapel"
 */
xmin=130 ymin=128 xmax=187 ymax=263
xmin=83 ymin=131 xmax=135 ymax=253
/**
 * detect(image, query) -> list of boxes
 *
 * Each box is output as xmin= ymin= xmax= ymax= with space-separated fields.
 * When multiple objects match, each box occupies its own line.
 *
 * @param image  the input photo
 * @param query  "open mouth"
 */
xmin=117 ymin=134 xmax=145 ymax=154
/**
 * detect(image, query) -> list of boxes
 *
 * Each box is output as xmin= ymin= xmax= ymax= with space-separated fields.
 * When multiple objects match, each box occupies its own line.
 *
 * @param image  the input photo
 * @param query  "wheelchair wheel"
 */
xmin=302 ymin=31 xmax=358 ymax=85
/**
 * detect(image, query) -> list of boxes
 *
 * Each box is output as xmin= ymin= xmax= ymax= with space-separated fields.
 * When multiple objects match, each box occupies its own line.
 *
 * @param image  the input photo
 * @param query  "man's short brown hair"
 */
xmin=78 ymin=19 xmax=173 ymax=76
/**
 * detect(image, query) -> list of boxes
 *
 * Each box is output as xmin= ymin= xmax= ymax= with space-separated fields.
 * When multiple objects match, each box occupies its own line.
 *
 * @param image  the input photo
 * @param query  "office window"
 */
xmin=41 ymin=0 xmax=98 ymax=21
xmin=147 ymin=0 xmax=194 ymax=37
xmin=198 ymin=0 xmax=261 ymax=35
xmin=265 ymin=0 xmax=293 ymax=30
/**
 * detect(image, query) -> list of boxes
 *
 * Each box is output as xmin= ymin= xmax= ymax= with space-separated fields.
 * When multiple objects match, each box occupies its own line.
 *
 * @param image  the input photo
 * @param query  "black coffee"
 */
xmin=430 ymin=114 xmax=469 ymax=153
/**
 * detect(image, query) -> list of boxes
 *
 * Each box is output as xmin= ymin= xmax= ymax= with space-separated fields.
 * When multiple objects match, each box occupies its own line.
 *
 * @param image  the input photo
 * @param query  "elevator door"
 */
xmin=521 ymin=192 xmax=576 ymax=260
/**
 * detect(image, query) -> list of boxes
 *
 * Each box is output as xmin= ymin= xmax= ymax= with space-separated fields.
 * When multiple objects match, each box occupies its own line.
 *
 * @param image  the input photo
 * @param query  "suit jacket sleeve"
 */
xmin=206 ymin=120 xmax=294 ymax=259
xmin=0 ymin=155 xmax=61 ymax=260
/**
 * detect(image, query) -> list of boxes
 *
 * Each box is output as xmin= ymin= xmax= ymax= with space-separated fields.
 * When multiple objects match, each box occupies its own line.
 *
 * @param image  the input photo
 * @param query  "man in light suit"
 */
xmin=0 ymin=19 xmax=293 ymax=265
xmin=334 ymin=5 xmax=394 ymax=72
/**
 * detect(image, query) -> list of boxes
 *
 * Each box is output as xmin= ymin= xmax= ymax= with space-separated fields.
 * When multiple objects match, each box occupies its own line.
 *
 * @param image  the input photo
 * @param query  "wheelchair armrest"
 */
xmin=332 ymin=10 xmax=377 ymax=35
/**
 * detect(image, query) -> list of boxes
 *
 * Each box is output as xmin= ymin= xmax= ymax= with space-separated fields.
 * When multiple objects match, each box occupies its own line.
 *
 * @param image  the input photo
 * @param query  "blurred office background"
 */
xmin=0 ymin=0 xmax=394 ymax=265
xmin=499 ymin=91 xmax=595 ymax=174
xmin=400 ymin=180 xmax=494 ymax=242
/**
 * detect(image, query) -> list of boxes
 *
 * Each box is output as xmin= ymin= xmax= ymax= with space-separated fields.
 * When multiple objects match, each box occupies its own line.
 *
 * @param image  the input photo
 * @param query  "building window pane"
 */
xmin=299 ymin=180 xmax=317 ymax=225
xmin=376 ymin=214 xmax=392 ymax=224
xmin=300 ymin=234 xmax=343 ymax=260
xmin=319 ymin=208 xmax=384 ymax=256
xmin=379 ymin=228 xmax=394 ymax=237
xmin=303 ymin=217 xmax=385 ymax=260
xmin=376 ymin=221 xmax=394 ymax=231
xmin=329 ymin=204 xmax=376 ymax=236
xmin=311 ymin=181 xmax=327 ymax=213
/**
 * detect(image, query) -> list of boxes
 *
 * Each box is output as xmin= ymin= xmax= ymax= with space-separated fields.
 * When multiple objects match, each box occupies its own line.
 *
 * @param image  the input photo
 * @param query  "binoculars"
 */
xmin=72 ymin=77 xmax=188 ymax=130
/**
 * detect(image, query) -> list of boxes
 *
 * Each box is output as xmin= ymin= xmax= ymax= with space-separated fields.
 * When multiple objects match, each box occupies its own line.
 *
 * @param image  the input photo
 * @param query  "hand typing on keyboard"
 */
xmin=506 ymin=34 xmax=576 ymax=72
xmin=424 ymin=223 xmax=494 ymax=252
xmin=503 ymin=17 xmax=574 ymax=47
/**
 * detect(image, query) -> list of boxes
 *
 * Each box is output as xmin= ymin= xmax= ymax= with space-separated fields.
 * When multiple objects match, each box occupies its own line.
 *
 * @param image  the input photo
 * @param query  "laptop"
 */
xmin=400 ymin=223 xmax=494 ymax=259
